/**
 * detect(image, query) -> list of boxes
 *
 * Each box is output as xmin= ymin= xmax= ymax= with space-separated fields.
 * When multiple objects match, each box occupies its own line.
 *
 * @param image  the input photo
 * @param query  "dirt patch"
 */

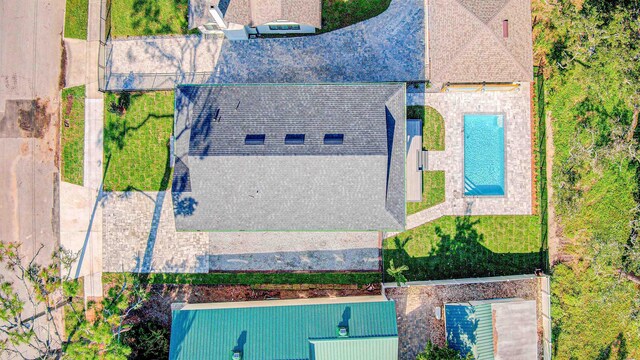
xmin=59 ymin=39 xmax=67 ymax=90
xmin=17 ymin=98 xmax=52 ymax=139
xmin=129 ymin=283 xmax=381 ymax=329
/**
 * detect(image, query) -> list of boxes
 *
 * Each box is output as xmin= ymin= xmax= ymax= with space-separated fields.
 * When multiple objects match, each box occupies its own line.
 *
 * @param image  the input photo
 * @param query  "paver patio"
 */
xmin=393 ymin=87 xmax=533 ymax=234
xmin=101 ymin=190 xmax=381 ymax=272
xmin=104 ymin=0 xmax=425 ymax=90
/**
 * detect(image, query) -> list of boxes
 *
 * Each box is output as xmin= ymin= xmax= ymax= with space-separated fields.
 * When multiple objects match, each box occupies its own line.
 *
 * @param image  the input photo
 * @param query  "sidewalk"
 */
xmin=60 ymin=0 xmax=104 ymax=298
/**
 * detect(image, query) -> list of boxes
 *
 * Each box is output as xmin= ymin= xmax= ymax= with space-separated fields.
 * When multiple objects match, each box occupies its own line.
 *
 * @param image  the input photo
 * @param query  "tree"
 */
xmin=415 ymin=341 xmax=471 ymax=360
xmin=0 ymin=241 xmax=147 ymax=359
xmin=386 ymin=259 xmax=409 ymax=286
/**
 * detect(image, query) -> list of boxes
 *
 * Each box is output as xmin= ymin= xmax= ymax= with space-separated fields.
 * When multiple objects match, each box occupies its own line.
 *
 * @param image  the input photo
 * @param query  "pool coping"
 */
xmin=461 ymin=112 xmax=508 ymax=199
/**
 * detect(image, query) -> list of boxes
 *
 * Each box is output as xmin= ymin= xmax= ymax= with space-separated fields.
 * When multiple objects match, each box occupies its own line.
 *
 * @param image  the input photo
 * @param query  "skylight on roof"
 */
xmin=245 ymin=134 xmax=265 ymax=145
xmin=285 ymin=134 xmax=305 ymax=145
xmin=324 ymin=134 xmax=344 ymax=145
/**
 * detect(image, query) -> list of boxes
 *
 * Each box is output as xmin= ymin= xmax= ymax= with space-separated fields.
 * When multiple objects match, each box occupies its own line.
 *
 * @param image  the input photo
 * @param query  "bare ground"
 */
xmin=546 ymin=112 xmax=571 ymax=265
xmin=127 ymin=283 xmax=382 ymax=329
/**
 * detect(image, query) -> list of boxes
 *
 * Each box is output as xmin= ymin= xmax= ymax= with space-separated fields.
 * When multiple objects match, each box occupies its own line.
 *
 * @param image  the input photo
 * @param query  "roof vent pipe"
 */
xmin=502 ymin=19 xmax=509 ymax=38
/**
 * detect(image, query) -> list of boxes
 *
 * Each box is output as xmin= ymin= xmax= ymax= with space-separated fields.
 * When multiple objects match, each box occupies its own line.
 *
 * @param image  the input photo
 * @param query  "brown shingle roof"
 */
xmin=428 ymin=0 xmax=533 ymax=83
xmin=189 ymin=0 xmax=321 ymax=29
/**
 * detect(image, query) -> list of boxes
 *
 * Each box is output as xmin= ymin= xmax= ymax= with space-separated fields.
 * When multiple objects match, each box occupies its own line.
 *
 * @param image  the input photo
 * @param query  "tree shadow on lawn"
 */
xmin=385 ymin=216 xmax=547 ymax=281
xmin=130 ymin=0 xmax=189 ymax=36
xmin=104 ymin=94 xmax=173 ymax=191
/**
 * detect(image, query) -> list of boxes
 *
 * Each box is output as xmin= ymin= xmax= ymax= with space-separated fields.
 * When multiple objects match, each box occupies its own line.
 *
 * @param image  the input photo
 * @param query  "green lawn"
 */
xmin=405 ymin=105 xmax=446 ymax=214
xmin=110 ymin=0 xmax=190 ymax=37
xmin=64 ymin=0 xmax=88 ymax=39
xmin=320 ymin=0 xmax=391 ymax=33
xmin=105 ymin=272 xmax=382 ymax=286
xmin=103 ymin=91 xmax=174 ymax=191
xmin=407 ymin=171 xmax=445 ymax=215
xmin=407 ymin=105 xmax=445 ymax=151
xmin=61 ymin=86 xmax=85 ymax=185
xmin=384 ymin=216 xmax=544 ymax=281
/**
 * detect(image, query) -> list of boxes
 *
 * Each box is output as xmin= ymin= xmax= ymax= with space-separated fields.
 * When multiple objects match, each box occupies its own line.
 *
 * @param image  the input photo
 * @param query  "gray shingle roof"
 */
xmin=172 ymin=84 xmax=406 ymax=231
xmin=428 ymin=0 xmax=534 ymax=83
xmin=188 ymin=0 xmax=322 ymax=30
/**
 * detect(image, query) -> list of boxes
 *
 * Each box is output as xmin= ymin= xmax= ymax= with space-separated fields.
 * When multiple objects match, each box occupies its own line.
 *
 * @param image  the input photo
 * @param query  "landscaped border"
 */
xmin=64 ymin=0 xmax=89 ymax=39
xmin=61 ymin=86 xmax=85 ymax=185
xmin=105 ymin=272 xmax=382 ymax=286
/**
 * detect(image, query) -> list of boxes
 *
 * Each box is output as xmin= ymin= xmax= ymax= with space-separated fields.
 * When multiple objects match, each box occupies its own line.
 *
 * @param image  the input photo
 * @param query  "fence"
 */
xmin=97 ymin=0 xmax=111 ymax=91
xmin=540 ymin=275 xmax=552 ymax=360
xmin=104 ymin=71 xmax=216 ymax=92
xmin=535 ymin=66 xmax=550 ymax=273
xmin=382 ymin=274 xmax=537 ymax=288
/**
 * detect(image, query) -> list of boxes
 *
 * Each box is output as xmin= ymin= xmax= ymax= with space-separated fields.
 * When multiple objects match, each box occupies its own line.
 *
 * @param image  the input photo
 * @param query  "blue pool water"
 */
xmin=464 ymin=114 xmax=505 ymax=196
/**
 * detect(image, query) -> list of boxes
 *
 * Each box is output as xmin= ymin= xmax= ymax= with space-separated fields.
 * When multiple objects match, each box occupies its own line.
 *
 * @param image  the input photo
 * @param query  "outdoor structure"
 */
xmin=445 ymin=298 xmax=538 ymax=359
xmin=172 ymin=83 xmax=406 ymax=231
xmin=427 ymin=0 xmax=533 ymax=87
xmin=406 ymin=119 xmax=423 ymax=202
xmin=169 ymin=296 xmax=399 ymax=360
xmin=189 ymin=0 xmax=322 ymax=40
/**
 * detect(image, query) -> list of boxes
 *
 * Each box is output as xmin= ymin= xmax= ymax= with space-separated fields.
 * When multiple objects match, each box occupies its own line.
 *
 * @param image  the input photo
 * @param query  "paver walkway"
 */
xmin=105 ymin=0 xmax=425 ymax=90
xmin=101 ymin=190 xmax=381 ymax=272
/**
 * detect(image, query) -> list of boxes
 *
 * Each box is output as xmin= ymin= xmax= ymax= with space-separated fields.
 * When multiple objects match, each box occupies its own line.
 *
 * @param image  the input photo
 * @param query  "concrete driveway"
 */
xmin=105 ymin=0 xmax=425 ymax=90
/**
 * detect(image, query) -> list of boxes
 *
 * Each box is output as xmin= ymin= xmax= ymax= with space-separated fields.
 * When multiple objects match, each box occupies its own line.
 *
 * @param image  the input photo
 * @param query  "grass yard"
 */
xmin=110 ymin=0 xmax=190 ymax=37
xmin=406 ymin=105 xmax=446 ymax=213
xmin=406 ymin=171 xmax=445 ymax=215
xmin=103 ymin=91 xmax=174 ymax=191
xmin=407 ymin=105 xmax=445 ymax=151
xmin=105 ymin=272 xmax=382 ymax=286
xmin=320 ymin=0 xmax=391 ymax=33
xmin=61 ymin=86 xmax=85 ymax=185
xmin=64 ymin=0 xmax=88 ymax=39
xmin=384 ymin=216 xmax=544 ymax=281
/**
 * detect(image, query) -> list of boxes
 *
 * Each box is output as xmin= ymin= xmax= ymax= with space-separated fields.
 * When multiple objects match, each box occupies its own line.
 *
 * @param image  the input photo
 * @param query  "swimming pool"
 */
xmin=464 ymin=114 xmax=505 ymax=196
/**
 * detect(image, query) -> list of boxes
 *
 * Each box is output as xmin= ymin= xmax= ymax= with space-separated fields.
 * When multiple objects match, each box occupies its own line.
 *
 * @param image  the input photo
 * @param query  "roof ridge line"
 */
xmin=440 ymin=0 xmax=530 ymax=82
xmin=432 ymin=0 xmax=486 ymax=81
xmin=484 ymin=0 xmax=532 ymax=80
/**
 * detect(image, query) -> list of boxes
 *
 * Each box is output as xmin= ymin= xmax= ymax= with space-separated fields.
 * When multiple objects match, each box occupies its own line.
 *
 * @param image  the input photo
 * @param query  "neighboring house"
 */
xmin=189 ymin=0 xmax=322 ymax=40
xmin=169 ymin=296 xmax=399 ymax=360
xmin=171 ymin=83 xmax=406 ymax=232
xmin=445 ymin=299 xmax=538 ymax=359
xmin=427 ymin=0 xmax=534 ymax=88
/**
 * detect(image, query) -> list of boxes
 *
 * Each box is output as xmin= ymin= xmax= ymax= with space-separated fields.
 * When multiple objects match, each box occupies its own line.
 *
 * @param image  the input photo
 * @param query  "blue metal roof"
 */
xmin=169 ymin=299 xmax=398 ymax=360
xmin=445 ymin=304 xmax=495 ymax=360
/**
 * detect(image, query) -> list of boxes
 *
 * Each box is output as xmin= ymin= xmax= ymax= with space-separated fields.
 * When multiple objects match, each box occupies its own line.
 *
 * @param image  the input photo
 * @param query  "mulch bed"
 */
xmin=132 ymin=283 xmax=381 ymax=329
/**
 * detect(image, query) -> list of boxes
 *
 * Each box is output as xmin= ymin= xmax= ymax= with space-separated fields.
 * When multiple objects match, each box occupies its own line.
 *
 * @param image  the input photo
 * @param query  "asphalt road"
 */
xmin=0 ymin=0 xmax=64 ymax=262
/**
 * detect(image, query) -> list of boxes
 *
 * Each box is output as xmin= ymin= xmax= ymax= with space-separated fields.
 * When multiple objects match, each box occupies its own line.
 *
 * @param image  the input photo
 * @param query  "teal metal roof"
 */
xmin=169 ymin=300 xmax=398 ymax=360
xmin=309 ymin=337 xmax=398 ymax=360
xmin=445 ymin=304 xmax=495 ymax=360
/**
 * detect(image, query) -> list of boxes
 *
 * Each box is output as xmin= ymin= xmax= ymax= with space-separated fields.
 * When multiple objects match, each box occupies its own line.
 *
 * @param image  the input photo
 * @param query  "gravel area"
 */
xmin=385 ymin=277 xmax=541 ymax=359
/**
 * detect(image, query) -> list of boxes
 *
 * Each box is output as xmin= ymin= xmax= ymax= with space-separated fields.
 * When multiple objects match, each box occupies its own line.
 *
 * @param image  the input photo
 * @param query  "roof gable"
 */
xmin=428 ymin=0 xmax=533 ymax=83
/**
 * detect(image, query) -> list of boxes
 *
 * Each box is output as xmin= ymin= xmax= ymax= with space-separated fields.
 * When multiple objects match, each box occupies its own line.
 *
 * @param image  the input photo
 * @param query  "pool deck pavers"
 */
xmin=390 ymin=87 xmax=533 ymax=236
